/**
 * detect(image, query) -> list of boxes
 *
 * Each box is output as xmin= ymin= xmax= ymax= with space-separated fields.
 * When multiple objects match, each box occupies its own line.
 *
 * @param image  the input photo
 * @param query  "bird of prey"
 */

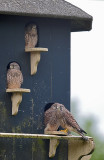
xmin=25 ymin=23 xmax=38 ymax=49
xmin=7 ymin=61 xmax=23 ymax=89
xmin=44 ymin=103 xmax=88 ymax=140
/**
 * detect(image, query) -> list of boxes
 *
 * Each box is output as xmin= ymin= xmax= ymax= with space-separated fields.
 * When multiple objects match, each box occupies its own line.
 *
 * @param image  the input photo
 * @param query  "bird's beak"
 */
xmin=57 ymin=106 xmax=60 ymax=110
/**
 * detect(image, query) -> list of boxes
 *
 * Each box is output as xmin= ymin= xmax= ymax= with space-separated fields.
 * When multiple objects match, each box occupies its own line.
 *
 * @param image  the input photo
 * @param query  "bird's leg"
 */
xmin=59 ymin=124 xmax=71 ymax=134
xmin=44 ymin=124 xmax=59 ymax=134
xmin=62 ymin=126 xmax=74 ymax=136
xmin=59 ymin=128 xmax=68 ymax=134
xmin=44 ymin=124 xmax=51 ymax=134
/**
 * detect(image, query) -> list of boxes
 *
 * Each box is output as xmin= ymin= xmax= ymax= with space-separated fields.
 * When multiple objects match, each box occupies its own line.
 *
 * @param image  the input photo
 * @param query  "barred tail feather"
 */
xmin=80 ymin=133 xmax=88 ymax=141
xmin=80 ymin=128 xmax=87 ymax=134
xmin=78 ymin=129 xmax=88 ymax=141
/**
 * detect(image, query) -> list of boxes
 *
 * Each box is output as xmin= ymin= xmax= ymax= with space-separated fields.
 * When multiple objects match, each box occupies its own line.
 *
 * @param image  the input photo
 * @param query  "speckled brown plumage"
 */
xmin=25 ymin=23 xmax=38 ymax=49
xmin=44 ymin=103 xmax=88 ymax=140
xmin=7 ymin=62 xmax=23 ymax=89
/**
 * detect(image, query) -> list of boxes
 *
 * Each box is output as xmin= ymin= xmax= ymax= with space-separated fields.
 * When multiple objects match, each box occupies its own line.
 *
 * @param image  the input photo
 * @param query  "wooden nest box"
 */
xmin=0 ymin=0 xmax=94 ymax=160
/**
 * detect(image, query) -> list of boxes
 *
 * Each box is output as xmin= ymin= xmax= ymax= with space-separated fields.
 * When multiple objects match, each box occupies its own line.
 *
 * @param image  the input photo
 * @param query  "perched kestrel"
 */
xmin=7 ymin=62 xmax=23 ymax=89
xmin=44 ymin=103 xmax=88 ymax=140
xmin=25 ymin=23 xmax=38 ymax=49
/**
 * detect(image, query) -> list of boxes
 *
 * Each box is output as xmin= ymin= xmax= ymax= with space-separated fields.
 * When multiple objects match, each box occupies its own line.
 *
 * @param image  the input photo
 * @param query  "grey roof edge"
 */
xmin=0 ymin=10 xmax=92 ymax=32
xmin=0 ymin=10 xmax=92 ymax=20
xmin=0 ymin=0 xmax=93 ymax=32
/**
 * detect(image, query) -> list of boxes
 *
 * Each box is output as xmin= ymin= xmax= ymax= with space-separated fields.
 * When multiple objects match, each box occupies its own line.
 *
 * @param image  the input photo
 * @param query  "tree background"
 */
xmin=71 ymin=99 xmax=104 ymax=160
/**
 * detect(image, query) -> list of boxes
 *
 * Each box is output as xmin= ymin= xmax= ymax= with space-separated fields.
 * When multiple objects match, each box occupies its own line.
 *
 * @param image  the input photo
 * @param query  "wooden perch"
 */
xmin=45 ymin=131 xmax=94 ymax=159
xmin=45 ymin=130 xmax=67 ymax=158
xmin=0 ymin=132 xmax=94 ymax=159
xmin=0 ymin=133 xmax=94 ymax=159
xmin=6 ymin=88 xmax=30 ymax=115
xmin=44 ymin=131 xmax=67 ymax=136
xmin=25 ymin=47 xmax=48 ymax=75
xmin=68 ymin=138 xmax=95 ymax=160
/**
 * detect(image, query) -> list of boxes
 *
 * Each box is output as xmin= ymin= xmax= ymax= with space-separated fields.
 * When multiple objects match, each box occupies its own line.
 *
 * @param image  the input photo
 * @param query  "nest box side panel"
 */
xmin=0 ymin=14 xmax=70 ymax=160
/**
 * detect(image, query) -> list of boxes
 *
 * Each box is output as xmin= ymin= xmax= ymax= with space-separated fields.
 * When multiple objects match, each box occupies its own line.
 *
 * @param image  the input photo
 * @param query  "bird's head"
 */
xmin=44 ymin=103 xmax=64 ymax=112
xmin=52 ymin=103 xmax=64 ymax=111
xmin=25 ymin=23 xmax=38 ymax=48
xmin=7 ymin=61 xmax=21 ymax=70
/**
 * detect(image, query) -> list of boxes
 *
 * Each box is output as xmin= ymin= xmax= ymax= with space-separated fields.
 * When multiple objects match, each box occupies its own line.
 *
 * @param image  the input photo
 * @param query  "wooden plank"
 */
xmin=6 ymin=88 xmax=31 ymax=93
xmin=25 ymin=47 xmax=48 ymax=52
xmin=0 ymin=133 xmax=92 ymax=140
xmin=44 ymin=131 xmax=67 ymax=136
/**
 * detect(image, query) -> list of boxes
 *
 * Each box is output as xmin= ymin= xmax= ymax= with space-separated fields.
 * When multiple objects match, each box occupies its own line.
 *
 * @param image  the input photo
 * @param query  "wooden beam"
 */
xmin=0 ymin=132 xmax=92 ymax=140
xmin=44 ymin=130 xmax=67 ymax=136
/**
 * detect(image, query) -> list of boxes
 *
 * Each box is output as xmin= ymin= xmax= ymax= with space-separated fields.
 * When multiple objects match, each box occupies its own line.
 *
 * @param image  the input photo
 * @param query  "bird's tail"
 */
xmin=79 ymin=128 xmax=88 ymax=141
xmin=80 ymin=133 xmax=88 ymax=141
xmin=80 ymin=128 xmax=87 ymax=134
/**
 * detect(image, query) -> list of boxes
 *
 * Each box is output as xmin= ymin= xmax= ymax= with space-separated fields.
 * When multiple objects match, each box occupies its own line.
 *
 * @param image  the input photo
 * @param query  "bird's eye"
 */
xmin=60 ymin=106 xmax=63 ymax=111
xmin=53 ymin=106 xmax=56 ymax=109
xmin=10 ymin=65 xmax=13 ymax=69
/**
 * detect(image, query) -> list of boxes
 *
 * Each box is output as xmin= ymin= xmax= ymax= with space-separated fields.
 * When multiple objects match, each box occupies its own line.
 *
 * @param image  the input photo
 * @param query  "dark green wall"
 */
xmin=0 ymin=14 xmax=70 ymax=160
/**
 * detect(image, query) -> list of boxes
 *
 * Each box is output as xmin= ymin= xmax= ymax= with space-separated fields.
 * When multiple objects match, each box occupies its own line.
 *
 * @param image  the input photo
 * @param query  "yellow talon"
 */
xmin=60 ymin=129 xmax=68 ymax=133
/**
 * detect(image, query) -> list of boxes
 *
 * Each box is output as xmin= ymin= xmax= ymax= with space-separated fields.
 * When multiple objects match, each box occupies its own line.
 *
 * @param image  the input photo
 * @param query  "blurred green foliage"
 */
xmin=83 ymin=117 xmax=104 ymax=160
xmin=71 ymin=98 xmax=104 ymax=160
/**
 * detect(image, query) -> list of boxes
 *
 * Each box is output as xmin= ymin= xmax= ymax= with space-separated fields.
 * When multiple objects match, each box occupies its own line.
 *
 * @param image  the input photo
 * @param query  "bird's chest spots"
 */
xmin=56 ymin=111 xmax=62 ymax=119
xmin=12 ymin=72 xmax=19 ymax=77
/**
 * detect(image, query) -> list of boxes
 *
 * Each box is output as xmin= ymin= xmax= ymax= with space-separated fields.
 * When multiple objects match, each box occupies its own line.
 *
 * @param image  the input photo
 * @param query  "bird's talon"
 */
xmin=60 ymin=129 xmax=68 ymax=133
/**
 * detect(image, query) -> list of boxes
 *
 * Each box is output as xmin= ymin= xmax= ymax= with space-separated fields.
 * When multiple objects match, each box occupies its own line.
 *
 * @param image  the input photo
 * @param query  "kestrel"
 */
xmin=44 ymin=103 xmax=88 ymax=140
xmin=7 ymin=61 xmax=23 ymax=89
xmin=25 ymin=23 xmax=38 ymax=49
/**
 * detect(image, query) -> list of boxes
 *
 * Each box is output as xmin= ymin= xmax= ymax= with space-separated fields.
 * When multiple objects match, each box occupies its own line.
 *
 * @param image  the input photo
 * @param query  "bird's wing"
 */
xmin=7 ymin=69 xmax=11 ymax=82
xmin=62 ymin=107 xmax=81 ymax=132
xmin=20 ymin=71 xmax=23 ymax=84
